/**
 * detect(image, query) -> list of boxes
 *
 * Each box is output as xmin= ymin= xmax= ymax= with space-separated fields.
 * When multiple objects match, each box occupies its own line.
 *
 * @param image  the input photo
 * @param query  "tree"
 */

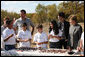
xmin=1 ymin=9 xmax=20 ymax=25
xmin=47 ymin=4 xmax=58 ymax=22
xmin=57 ymin=1 xmax=84 ymax=22
xmin=35 ymin=4 xmax=47 ymax=24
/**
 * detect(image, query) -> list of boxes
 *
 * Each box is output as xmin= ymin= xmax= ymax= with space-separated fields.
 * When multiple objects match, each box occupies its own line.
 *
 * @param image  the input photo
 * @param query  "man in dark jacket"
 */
xmin=57 ymin=12 xmax=70 ymax=49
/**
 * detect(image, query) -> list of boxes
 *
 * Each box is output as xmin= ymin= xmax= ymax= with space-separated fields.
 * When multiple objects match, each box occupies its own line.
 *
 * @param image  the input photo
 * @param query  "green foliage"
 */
xmin=35 ymin=4 xmax=48 ymax=24
xmin=47 ymin=4 xmax=58 ymax=21
xmin=1 ymin=1 xmax=84 ymax=25
xmin=1 ymin=9 xmax=20 ymax=25
xmin=58 ymin=1 xmax=84 ymax=22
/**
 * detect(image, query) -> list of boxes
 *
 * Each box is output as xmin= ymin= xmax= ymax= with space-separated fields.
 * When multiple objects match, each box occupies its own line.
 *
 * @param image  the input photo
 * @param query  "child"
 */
xmin=17 ymin=23 xmax=32 ymax=48
xmin=2 ymin=20 xmax=16 ymax=50
xmin=33 ymin=24 xmax=48 ymax=49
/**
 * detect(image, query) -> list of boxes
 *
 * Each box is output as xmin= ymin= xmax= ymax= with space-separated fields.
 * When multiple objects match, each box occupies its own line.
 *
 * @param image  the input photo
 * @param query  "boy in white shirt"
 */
xmin=17 ymin=23 xmax=32 ymax=48
xmin=2 ymin=20 xmax=16 ymax=50
xmin=33 ymin=24 xmax=48 ymax=49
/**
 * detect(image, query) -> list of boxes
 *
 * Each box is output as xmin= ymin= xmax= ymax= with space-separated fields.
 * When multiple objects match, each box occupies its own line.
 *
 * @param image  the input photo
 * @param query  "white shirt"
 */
xmin=17 ymin=30 xmax=32 ymax=48
xmin=81 ymin=32 xmax=84 ymax=48
xmin=1 ymin=35 xmax=5 ymax=49
xmin=1 ymin=25 xmax=5 ymax=35
xmin=2 ymin=27 xmax=16 ymax=45
xmin=49 ymin=29 xmax=62 ymax=42
xmin=58 ymin=29 xmax=63 ymax=37
xmin=33 ymin=32 xmax=48 ymax=48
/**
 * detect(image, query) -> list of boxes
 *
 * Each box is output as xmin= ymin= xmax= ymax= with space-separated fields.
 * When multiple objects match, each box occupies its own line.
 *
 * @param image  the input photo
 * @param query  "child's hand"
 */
xmin=38 ymin=42 xmax=43 ymax=45
xmin=24 ymin=39 xmax=29 ymax=42
xmin=38 ymin=47 xmax=42 ymax=49
xmin=9 ymin=34 xmax=14 ymax=38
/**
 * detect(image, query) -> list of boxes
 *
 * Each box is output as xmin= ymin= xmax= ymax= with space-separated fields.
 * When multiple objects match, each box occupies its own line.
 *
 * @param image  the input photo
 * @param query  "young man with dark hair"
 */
xmin=57 ymin=12 xmax=70 ymax=49
xmin=13 ymin=9 xmax=34 ymax=35
xmin=20 ymin=9 xmax=26 ymax=14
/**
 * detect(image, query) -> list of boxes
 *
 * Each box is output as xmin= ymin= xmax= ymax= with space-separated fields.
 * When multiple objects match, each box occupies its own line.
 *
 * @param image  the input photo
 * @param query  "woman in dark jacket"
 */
xmin=68 ymin=15 xmax=82 ymax=49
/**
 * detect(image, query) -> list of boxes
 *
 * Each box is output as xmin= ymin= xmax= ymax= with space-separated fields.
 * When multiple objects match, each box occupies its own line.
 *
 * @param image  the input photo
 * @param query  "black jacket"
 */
xmin=57 ymin=20 xmax=70 ymax=40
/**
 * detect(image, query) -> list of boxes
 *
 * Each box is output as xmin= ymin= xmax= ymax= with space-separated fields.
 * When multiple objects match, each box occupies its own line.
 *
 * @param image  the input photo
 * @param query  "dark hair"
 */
xmin=58 ymin=12 xmax=65 ymax=18
xmin=6 ymin=20 xmax=12 ymax=25
xmin=20 ymin=9 xmax=26 ymax=14
xmin=36 ymin=24 xmax=43 ymax=29
xmin=22 ymin=23 xmax=27 ymax=27
xmin=49 ymin=20 xmax=59 ymax=35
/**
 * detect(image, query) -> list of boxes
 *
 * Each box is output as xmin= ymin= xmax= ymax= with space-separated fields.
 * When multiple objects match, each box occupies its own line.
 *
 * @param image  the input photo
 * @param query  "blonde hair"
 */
xmin=68 ymin=15 xmax=77 ymax=23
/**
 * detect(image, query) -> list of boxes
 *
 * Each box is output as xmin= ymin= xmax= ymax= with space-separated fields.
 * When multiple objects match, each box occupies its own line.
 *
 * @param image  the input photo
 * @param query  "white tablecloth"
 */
xmin=1 ymin=49 xmax=80 ymax=56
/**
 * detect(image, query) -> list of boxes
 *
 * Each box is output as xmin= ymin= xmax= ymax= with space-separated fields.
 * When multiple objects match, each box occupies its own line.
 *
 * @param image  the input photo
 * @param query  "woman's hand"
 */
xmin=48 ymin=35 xmax=53 ymax=39
xmin=49 ymin=35 xmax=53 ymax=37
xmin=52 ymin=36 xmax=62 ymax=40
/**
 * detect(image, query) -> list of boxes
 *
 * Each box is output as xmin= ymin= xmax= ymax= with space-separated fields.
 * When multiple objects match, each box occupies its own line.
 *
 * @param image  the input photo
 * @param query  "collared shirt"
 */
xmin=2 ymin=27 xmax=16 ymax=45
xmin=17 ymin=30 xmax=32 ymax=48
xmin=33 ymin=32 xmax=48 ymax=48
xmin=13 ymin=17 xmax=34 ymax=33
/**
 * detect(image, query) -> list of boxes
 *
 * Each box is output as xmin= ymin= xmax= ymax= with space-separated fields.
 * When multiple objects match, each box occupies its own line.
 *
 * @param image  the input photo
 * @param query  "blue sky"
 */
xmin=1 ymin=1 xmax=63 ymax=13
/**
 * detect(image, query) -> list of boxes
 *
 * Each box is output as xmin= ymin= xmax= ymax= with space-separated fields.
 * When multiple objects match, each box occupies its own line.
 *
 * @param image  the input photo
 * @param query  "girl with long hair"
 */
xmin=48 ymin=20 xmax=62 ymax=48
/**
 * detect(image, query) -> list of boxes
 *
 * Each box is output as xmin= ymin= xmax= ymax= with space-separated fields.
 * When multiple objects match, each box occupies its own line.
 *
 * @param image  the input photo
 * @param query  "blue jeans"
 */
xmin=5 ymin=45 xmax=15 ymax=51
